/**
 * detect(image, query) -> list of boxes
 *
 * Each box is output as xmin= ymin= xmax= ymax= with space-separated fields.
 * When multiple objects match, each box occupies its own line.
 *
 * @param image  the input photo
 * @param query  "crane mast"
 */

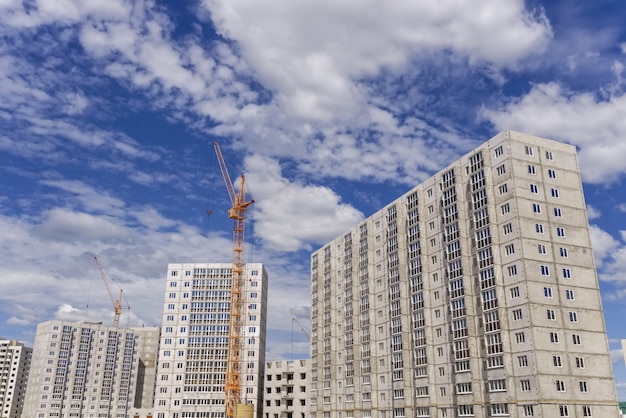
xmin=93 ymin=256 xmax=123 ymax=328
xmin=213 ymin=142 xmax=254 ymax=418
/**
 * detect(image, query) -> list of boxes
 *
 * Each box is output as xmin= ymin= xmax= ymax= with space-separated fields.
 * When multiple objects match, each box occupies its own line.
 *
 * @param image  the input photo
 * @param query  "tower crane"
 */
xmin=93 ymin=256 xmax=123 ymax=328
xmin=292 ymin=317 xmax=310 ymax=341
xmin=213 ymin=142 xmax=254 ymax=418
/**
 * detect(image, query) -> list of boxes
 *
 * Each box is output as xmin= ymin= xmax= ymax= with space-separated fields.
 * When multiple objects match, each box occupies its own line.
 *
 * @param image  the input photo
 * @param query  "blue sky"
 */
xmin=1 ymin=0 xmax=626 ymax=398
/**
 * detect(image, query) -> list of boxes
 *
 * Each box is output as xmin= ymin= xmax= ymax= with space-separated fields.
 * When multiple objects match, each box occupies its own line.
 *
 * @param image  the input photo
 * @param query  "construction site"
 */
xmin=7 ymin=132 xmax=623 ymax=418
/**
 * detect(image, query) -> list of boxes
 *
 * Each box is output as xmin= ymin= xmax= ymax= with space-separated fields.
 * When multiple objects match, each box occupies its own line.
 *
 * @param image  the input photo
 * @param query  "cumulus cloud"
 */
xmin=203 ymin=0 xmax=550 ymax=122
xmin=245 ymin=154 xmax=364 ymax=251
xmin=482 ymin=82 xmax=626 ymax=184
xmin=589 ymin=224 xmax=621 ymax=268
xmin=586 ymin=205 xmax=601 ymax=219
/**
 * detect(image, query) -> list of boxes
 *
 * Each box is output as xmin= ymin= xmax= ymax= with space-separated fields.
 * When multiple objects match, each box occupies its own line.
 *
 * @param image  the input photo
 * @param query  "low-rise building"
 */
xmin=263 ymin=360 xmax=309 ymax=418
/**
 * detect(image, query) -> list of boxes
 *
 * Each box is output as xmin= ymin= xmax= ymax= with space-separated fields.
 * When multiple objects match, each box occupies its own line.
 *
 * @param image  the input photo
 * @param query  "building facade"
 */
xmin=152 ymin=263 xmax=268 ymax=418
xmin=0 ymin=338 xmax=31 ymax=418
xmin=310 ymin=131 xmax=619 ymax=418
xmin=22 ymin=320 xmax=160 ymax=418
xmin=263 ymin=359 xmax=309 ymax=418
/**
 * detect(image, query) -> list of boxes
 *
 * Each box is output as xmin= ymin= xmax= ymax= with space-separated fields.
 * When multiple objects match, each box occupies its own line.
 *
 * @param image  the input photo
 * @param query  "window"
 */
xmin=538 ymin=244 xmax=547 ymax=255
xmin=556 ymin=227 xmax=565 ymax=237
xmin=548 ymin=169 xmax=557 ymax=178
xmin=535 ymin=223 xmax=544 ymax=233
xmin=553 ymin=355 xmax=562 ymax=367
xmin=518 ymin=355 xmax=528 ymax=367
xmin=457 ymin=405 xmax=474 ymax=416
xmin=569 ymin=311 xmax=578 ymax=323
xmin=520 ymin=380 xmax=531 ymax=391
xmin=456 ymin=383 xmax=472 ymax=394
xmin=550 ymin=332 xmax=559 ymax=343
xmin=546 ymin=309 xmax=556 ymax=320
xmin=579 ymin=381 xmax=588 ymax=392
xmin=556 ymin=380 xmax=566 ymax=392
xmin=488 ymin=379 xmax=507 ymax=392
xmin=490 ymin=404 xmax=509 ymax=416
xmin=501 ymin=203 xmax=510 ymax=214
xmin=525 ymin=145 xmax=534 ymax=155
xmin=528 ymin=165 xmax=536 ymax=174
xmin=573 ymin=334 xmax=581 ymax=345
xmin=503 ymin=223 xmax=513 ymax=234
xmin=563 ymin=268 xmax=571 ymax=279
xmin=508 ymin=265 xmax=517 ymax=276
xmin=559 ymin=405 xmax=569 ymax=417
xmin=583 ymin=406 xmax=592 ymax=417
xmin=530 ymin=184 xmax=538 ymax=193
xmin=497 ymin=165 xmax=506 ymax=175
xmin=515 ymin=332 xmax=525 ymax=343
xmin=541 ymin=265 xmax=550 ymax=276
xmin=532 ymin=203 xmax=541 ymax=213
xmin=551 ymin=188 xmax=559 ymax=198
xmin=499 ymin=184 xmax=508 ymax=194
xmin=505 ymin=244 xmax=515 ymax=255
xmin=510 ymin=287 xmax=520 ymax=298
xmin=415 ymin=386 xmax=429 ymax=397
xmin=576 ymin=357 xmax=585 ymax=368
xmin=495 ymin=146 xmax=504 ymax=157
xmin=554 ymin=207 xmax=562 ymax=217
xmin=546 ymin=150 xmax=554 ymax=160
xmin=565 ymin=290 xmax=575 ymax=300
xmin=523 ymin=405 xmax=535 ymax=417
xmin=544 ymin=287 xmax=553 ymax=297
xmin=440 ymin=387 xmax=446 ymax=396
xmin=560 ymin=247 xmax=569 ymax=258
xmin=513 ymin=309 xmax=523 ymax=320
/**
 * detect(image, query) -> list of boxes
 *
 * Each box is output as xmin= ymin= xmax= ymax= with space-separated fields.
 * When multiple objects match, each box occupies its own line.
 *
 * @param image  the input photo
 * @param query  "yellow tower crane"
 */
xmin=93 ymin=256 xmax=123 ymax=328
xmin=213 ymin=142 xmax=254 ymax=418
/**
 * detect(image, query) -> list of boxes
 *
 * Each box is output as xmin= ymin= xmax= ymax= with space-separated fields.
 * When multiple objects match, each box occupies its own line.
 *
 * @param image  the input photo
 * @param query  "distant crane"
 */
xmin=93 ymin=256 xmax=124 ymax=328
xmin=292 ymin=316 xmax=310 ymax=341
xmin=213 ymin=142 xmax=254 ymax=418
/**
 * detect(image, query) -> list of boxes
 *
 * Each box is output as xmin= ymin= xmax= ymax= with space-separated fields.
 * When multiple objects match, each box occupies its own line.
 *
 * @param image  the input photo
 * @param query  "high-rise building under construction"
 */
xmin=309 ymin=131 xmax=618 ymax=418
xmin=152 ymin=263 xmax=268 ymax=418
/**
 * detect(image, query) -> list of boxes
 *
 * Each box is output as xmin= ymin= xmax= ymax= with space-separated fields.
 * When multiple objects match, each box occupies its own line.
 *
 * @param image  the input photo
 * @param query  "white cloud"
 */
xmin=611 ymin=347 xmax=624 ymax=364
xmin=203 ymin=0 xmax=550 ymax=123
xmin=482 ymin=82 xmax=626 ymax=183
xmin=590 ymin=225 xmax=626 ymax=286
xmin=586 ymin=205 xmax=601 ymax=219
xmin=245 ymin=154 xmax=364 ymax=251
xmin=34 ymin=208 xmax=131 ymax=243
xmin=40 ymin=179 xmax=126 ymax=215
xmin=589 ymin=224 xmax=620 ymax=269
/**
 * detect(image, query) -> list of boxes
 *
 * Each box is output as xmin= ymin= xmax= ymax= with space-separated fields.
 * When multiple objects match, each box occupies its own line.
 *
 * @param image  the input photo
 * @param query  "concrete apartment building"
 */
xmin=152 ymin=263 xmax=268 ymax=418
xmin=263 ymin=359 xmax=309 ymax=418
xmin=310 ymin=131 xmax=618 ymax=418
xmin=22 ymin=320 xmax=160 ymax=418
xmin=0 ymin=338 xmax=31 ymax=418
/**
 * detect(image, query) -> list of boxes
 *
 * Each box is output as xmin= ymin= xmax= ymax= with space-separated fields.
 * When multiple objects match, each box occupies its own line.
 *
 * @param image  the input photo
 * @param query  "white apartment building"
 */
xmin=152 ymin=263 xmax=268 ymax=418
xmin=310 ymin=131 xmax=619 ymax=418
xmin=22 ymin=320 xmax=160 ymax=418
xmin=0 ymin=338 xmax=31 ymax=418
xmin=263 ymin=360 xmax=309 ymax=418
